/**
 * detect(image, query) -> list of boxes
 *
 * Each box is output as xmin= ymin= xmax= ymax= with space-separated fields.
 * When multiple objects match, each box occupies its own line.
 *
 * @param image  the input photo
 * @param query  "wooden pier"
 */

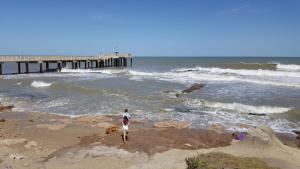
xmin=0 ymin=53 xmax=133 ymax=75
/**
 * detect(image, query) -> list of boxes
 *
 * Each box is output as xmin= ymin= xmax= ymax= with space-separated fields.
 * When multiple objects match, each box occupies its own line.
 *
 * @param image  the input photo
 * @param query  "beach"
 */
xmin=0 ymin=106 xmax=300 ymax=169
xmin=1 ymin=57 xmax=300 ymax=168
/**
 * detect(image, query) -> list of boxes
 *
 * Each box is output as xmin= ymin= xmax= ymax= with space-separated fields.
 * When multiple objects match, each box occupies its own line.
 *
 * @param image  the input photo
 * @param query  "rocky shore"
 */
xmin=0 ymin=103 xmax=300 ymax=169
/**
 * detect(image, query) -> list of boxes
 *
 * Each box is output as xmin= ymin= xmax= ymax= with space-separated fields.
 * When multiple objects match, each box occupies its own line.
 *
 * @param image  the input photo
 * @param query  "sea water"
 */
xmin=0 ymin=57 xmax=299 ymax=133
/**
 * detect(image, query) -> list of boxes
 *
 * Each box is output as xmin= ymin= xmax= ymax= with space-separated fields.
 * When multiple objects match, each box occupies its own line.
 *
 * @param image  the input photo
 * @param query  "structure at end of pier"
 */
xmin=0 ymin=52 xmax=133 ymax=75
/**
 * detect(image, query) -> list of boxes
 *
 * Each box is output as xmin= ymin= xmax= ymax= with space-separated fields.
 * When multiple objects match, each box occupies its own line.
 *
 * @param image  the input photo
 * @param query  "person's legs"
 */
xmin=126 ymin=131 xmax=129 ymax=141
xmin=123 ymin=130 xmax=126 ymax=143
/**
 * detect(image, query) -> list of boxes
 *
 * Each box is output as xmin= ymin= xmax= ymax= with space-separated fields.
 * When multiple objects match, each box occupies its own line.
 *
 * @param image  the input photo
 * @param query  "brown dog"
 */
xmin=105 ymin=126 xmax=119 ymax=134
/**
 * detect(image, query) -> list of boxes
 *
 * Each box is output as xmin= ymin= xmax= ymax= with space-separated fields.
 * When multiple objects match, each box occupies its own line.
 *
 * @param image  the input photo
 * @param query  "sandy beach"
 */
xmin=1 ymin=0 xmax=300 ymax=168
xmin=0 ymin=103 xmax=299 ymax=169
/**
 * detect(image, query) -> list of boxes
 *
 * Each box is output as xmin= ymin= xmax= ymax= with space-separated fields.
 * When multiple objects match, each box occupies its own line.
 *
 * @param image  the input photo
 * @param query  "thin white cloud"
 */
xmin=243 ymin=4 xmax=250 ymax=8
xmin=228 ymin=4 xmax=250 ymax=13
xmin=229 ymin=8 xmax=239 ymax=12
xmin=90 ymin=15 xmax=104 ymax=21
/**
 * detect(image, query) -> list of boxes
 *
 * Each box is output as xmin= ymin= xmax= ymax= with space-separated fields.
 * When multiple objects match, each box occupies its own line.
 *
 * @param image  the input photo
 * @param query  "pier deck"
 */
xmin=0 ymin=53 xmax=133 ymax=75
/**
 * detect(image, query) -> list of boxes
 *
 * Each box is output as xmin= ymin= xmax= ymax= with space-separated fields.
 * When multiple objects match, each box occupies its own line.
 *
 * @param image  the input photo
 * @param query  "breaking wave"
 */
xmin=31 ymin=81 xmax=52 ymax=88
xmin=185 ymin=99 xmax=293 ymax=114
xmin=276 ymin=64 xmax=300 ymax=71
xmin=175 ymin=66 xmax=300 ymax=78
xmin=125 ymin=67 xmax=300 ymax=88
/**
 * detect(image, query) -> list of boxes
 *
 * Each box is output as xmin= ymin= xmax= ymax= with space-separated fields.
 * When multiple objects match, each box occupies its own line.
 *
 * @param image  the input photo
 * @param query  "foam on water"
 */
xmin=185 ymin=99 xmax=293 ymax=114
xmin=276 ymin=64 xmax=300 ymax=71
xmin=174 ymin=66 xmax=300 ymax=78
xmin=126 ymin=68 xmax=300 ymax=88
xmin=1 ymin=60 xmax=299 ymax=134
xmin=31 ymin=81 xmax=52 ymax=88
xmin=175 ymin=98 xmax=299 ymax=133
xmin=2 ymin=69 xmax=117 ymax=81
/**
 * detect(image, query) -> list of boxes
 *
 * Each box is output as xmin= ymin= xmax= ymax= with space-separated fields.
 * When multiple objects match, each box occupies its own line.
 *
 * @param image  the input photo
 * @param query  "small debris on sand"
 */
xmin=9 ymin=153 xmax=25 ymax=160
xmin=105 ymin=126 xmax=119 ymax=134
xmin=184 ymin=143 xmax=192 ymax=147
xmin=24 ymin=141 xmax=37 ymax=149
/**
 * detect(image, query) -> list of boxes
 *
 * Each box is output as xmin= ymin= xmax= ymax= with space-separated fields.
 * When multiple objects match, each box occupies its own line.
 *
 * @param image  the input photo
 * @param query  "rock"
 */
xmin=9 ymin=153 xmax=25 ymax=160
xmin=249 ymin=113 xmax=266 ymax=116
xmin=24 ymin=141 xmax=37 ymax=149
xmin=153 ymin=121 xmax=188 ymax=129
xmin=0 ymin=119 xmax=5 ymax=122
xmin=293 ymin=130 xmax=300 ymax=135
xmin=0 ymin=105 xmax=14 ymax=112
xmin=36 ymin=123 xmax=66 ymax=130
xmin=182 ymin=83 xmax=205 ymax=93
xmin=0 ymin=138 xmax=27 ymax=146
xmin=96 ymin=122 xmax=114 ymax=128
xmin=247 ymin=125 xmax=278 ymax=143
xmin=184 ymin=143 xmax=192 ymax=147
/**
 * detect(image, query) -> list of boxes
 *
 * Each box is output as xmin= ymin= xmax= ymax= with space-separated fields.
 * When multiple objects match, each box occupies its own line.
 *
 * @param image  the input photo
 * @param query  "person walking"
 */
xmin=122 ymin=109 xmax=130 ymax=143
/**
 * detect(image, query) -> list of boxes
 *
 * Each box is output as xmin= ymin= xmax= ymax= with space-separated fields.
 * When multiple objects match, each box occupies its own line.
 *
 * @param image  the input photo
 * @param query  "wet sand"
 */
xmin=0 ymin=105 xmax=300 ymax=169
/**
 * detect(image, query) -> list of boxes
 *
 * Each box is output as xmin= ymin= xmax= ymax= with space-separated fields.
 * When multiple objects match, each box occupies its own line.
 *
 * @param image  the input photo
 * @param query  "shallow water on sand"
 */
xmin=0 ymin=57 xmax=299 ymax=133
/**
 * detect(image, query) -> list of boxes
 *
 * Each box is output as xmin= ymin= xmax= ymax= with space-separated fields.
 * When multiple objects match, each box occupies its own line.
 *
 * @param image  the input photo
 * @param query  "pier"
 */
xmin=0 ymin=53 xmax=133 ymax=75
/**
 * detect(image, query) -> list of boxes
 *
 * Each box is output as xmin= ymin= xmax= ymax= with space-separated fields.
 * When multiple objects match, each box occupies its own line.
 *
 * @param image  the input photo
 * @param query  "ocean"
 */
xmin=0 ymin=57 xmax=299 ymax=134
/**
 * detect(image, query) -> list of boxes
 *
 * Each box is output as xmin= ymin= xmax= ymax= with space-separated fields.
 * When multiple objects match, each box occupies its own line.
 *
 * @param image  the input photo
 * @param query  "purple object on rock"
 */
xmin=235 ymin=133 xmax=246 ymax=140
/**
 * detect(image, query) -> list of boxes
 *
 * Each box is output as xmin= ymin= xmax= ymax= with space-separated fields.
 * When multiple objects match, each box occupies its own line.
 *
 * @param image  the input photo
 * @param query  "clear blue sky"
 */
xmin=0 ymin=0 xmax=299 ymax=56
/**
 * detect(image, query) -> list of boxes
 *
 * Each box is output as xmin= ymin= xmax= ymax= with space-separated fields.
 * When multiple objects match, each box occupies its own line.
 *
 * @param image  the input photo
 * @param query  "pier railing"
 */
xmin=0 ymin=53 xmax=132 ymax=62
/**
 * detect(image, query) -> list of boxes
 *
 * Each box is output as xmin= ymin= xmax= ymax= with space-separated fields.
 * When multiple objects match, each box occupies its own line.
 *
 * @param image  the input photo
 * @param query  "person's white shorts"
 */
xmin=122 ymin=125 xmax=128 ymax=131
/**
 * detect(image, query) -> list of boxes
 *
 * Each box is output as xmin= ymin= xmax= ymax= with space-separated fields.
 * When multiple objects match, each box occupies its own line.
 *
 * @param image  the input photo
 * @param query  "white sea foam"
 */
xmin=42 ymin=98 xmax=70 ymax=108
xmin=276 ymin=64 xmax=300 ymax=71
xmin=13 ymin=82 xmax=22 ymax=86
xmin=174 ymin=66 xmax=300 ymax=78
xmin=126 ymin=69 xmax=300 ymax=88
xmin=60 ymin=68 xmax=105 ymax=73
xmin=60 ymin=68 xmax=128 ymax=74
xmin=31 ymin=81 xmax=52 ymax=88
xmin=185 ymin=99 xmax=293 ymax=114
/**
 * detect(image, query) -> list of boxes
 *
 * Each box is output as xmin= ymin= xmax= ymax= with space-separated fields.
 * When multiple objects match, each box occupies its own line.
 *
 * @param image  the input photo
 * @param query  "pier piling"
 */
xmin=39 ymin=62 xmax=43 ymax=73
xmin=46 ymin=62 xmax=49 ymax=72
xmin=0 ymin=62 xmax=2 ymax=75
xmin=57 ymin=62 xmax=62 ymax=71
xmin=25 ymin=62 xmax=29 ymax=73
xmin=17 ymin=62 xmax=21 ymax=74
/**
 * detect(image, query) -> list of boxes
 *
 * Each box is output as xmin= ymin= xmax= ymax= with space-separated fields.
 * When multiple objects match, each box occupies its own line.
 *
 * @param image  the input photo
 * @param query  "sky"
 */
xmin=0 ymin=0 xmax=299 ymax=57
